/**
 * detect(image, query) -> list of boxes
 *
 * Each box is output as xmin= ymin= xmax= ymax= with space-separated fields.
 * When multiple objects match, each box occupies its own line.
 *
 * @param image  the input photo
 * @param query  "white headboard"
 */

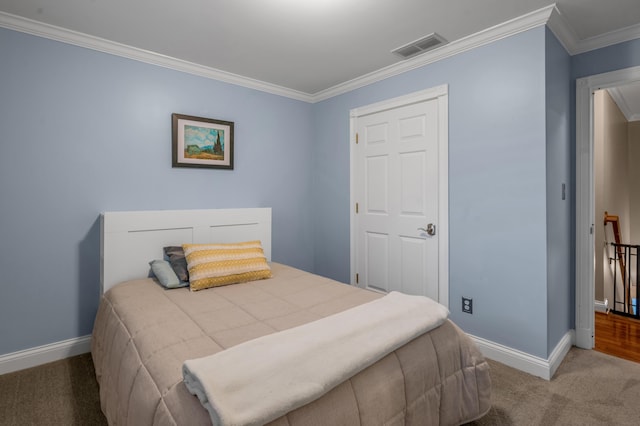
xmin=100 ymin=208 xmax=272 ymax=294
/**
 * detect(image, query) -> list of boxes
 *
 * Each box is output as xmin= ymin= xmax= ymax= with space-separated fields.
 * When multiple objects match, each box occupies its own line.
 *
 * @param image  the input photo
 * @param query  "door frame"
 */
xmin=349 ymin=85 xmax=449 ymax=308
xmin=575 ymin=65 xmax=640 ymax=349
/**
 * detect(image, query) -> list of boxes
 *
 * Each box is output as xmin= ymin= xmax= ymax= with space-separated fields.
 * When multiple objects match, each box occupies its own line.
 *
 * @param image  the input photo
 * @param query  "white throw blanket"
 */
xmin=182 ymin=291 xmax=449 ymax=426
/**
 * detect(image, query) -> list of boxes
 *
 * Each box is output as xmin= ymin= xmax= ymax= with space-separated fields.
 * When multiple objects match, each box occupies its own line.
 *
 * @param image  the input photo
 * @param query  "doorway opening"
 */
xmin=575 ymin=66 xmax=640 ymax=355
xmin=349 ymin=85 xmax=449 ymax=307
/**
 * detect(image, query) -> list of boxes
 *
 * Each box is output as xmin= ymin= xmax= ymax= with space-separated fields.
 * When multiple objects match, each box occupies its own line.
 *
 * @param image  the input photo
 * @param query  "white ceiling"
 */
xmin=1 ymin=0 xmax=640 ymax=106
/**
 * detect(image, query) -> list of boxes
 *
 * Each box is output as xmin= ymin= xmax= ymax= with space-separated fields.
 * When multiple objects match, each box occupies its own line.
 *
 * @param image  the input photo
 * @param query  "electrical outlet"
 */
xmin=462 ymin=297 xmax=473 ymax=314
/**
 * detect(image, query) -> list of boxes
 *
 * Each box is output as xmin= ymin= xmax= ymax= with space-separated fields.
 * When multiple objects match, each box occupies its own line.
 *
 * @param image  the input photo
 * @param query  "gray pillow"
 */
xmin=149 ymin=259 xmax=189 ymax=288
xmin=163 ymin=246 xmax=189 ymax=282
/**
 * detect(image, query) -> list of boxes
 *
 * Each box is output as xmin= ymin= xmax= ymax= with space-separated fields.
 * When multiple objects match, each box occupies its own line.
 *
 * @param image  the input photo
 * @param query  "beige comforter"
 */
xmin=92 ymin=263 xmax=491 ymax=425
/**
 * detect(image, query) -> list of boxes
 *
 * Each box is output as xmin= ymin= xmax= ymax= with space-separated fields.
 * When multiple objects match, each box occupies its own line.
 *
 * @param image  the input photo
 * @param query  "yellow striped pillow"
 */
xmin=182 ymin=241 xmax=272 ymax=291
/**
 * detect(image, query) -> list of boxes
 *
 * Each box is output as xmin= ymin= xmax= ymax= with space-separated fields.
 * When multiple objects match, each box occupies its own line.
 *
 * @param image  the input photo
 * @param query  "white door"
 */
xmin=351 ymin=87 xmax=447 ymax=303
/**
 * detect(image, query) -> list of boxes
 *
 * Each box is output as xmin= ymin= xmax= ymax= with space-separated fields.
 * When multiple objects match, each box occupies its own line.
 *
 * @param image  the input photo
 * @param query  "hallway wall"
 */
xmin=629 ymin=122 xmax=640 ymax=245
xmin=594 ymin=90 xmax=630 ymax=304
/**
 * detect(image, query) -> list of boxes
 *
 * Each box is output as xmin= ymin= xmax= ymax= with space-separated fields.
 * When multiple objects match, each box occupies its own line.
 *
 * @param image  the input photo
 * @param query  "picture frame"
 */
xmin=172 ymin=113 xmax=234 ymax=169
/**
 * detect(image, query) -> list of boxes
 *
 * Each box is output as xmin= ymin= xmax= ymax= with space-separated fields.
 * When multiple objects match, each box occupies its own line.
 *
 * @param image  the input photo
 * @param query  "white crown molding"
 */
xmin=546 ymin=5 xmax=580 ymax=54
xmin=0 ymin=11 xmax=314 ymax=103
xmin=0 ymin=335 xmax=91 ymax=375
xmin=572 ymin=22 xmax=640 ymax=55
xmin=0 ymin=6 xmax=554 ymax=104
xmin=2 ymin=6 xmax=639 ymax=104
xmin=607 ymin=86 xmax=635 ymax=122
xmin=547 ymin=5 xmax=640 ymax=56
xmin=312 ymin=5 xmax=556 ymax=102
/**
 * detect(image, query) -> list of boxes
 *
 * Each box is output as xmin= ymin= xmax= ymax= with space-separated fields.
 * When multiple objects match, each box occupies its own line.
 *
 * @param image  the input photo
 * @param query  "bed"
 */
xmin=91 ymin=208 xmax=491 ymax=425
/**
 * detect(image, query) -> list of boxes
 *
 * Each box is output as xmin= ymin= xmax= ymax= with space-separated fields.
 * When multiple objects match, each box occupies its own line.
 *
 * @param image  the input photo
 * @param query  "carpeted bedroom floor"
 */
xmin=1 ymin=347 xmax=639 ymax=425
xmin=469 ymin=347 xmax=640 ymax=425
xmin=0 ymin=352 xmax=106 ymax=426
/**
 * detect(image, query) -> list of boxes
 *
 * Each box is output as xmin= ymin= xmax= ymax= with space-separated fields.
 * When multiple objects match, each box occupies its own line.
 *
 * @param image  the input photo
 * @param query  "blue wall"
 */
xmin=0 ymin=27 xmax=315 ymax=355
xmin=312 ymin=27 xmax=551 ymax=358
xmin=545 ymin=28 xmax=572 ymax=354
xmin=310 ymin=29 xmax=640 ymax=360
xmin=3 ymin=19 xmax=640 ymax=361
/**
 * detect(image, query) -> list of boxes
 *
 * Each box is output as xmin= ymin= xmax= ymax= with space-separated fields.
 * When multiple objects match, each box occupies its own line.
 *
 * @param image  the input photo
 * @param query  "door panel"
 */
xmin=365 ymin=232 xmax=389 ymax=292
xmin=400 ymin=151 xmax=425 ymax=214
xmin=366 ymin=156 xmax=388 ymax=214
xmin=400 ymin=236 xmax=426 ymax=295
xmin=355 ymin=98 xmax=440 ymax=299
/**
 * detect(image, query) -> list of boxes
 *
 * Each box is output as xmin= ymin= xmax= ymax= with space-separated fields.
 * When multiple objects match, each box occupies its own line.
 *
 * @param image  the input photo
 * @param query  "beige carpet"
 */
xmin=468 ymin=347 xmax=640 ymax=426
xmin=1 ymin=347 xmax=640 ymax=425
xmin=0 ymin=353 xmax=106 ymax=426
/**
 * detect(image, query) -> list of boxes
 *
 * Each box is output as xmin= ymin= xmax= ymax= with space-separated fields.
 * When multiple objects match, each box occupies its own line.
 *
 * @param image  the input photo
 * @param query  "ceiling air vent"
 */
xmin=392 ymin=33 xmax=447 ymax=59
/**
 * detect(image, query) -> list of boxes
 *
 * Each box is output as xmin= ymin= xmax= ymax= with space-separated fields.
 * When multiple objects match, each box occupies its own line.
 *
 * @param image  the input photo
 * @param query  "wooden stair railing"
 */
xmin=604 ymin=212 xmax=630 ymax=312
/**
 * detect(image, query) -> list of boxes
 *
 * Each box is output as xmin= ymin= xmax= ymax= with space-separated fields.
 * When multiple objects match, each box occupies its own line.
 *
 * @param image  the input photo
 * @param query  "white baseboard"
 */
xmin=0 ymin=330 xmax=578 ymax=381
xmin=469 ymin=330 xmax=575 ymax=380
xmin=595 ymin=299 xmax=608 ymax=313
xmin=0 ymin=335 xmax=92 ymax=375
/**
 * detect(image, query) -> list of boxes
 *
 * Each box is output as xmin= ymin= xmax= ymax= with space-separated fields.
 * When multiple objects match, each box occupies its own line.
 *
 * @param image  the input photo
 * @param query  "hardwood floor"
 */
xmin=595 ymin=311 xmax=640 ymax=363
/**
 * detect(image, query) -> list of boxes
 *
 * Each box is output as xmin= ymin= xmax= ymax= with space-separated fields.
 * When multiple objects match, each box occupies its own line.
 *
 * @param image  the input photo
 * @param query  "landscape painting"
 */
xmin=172 ymin=113 xmax=234 ymax=169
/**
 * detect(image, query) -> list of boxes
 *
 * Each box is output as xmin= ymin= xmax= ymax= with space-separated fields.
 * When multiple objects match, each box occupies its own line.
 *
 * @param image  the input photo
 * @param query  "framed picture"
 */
xmin=172 ymin=113 xmax=234 ymax=169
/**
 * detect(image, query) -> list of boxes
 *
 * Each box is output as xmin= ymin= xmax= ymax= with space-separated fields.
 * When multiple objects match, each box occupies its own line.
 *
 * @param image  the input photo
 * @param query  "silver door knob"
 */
xmin=418 ymin=224 xmax=436 ymax=236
